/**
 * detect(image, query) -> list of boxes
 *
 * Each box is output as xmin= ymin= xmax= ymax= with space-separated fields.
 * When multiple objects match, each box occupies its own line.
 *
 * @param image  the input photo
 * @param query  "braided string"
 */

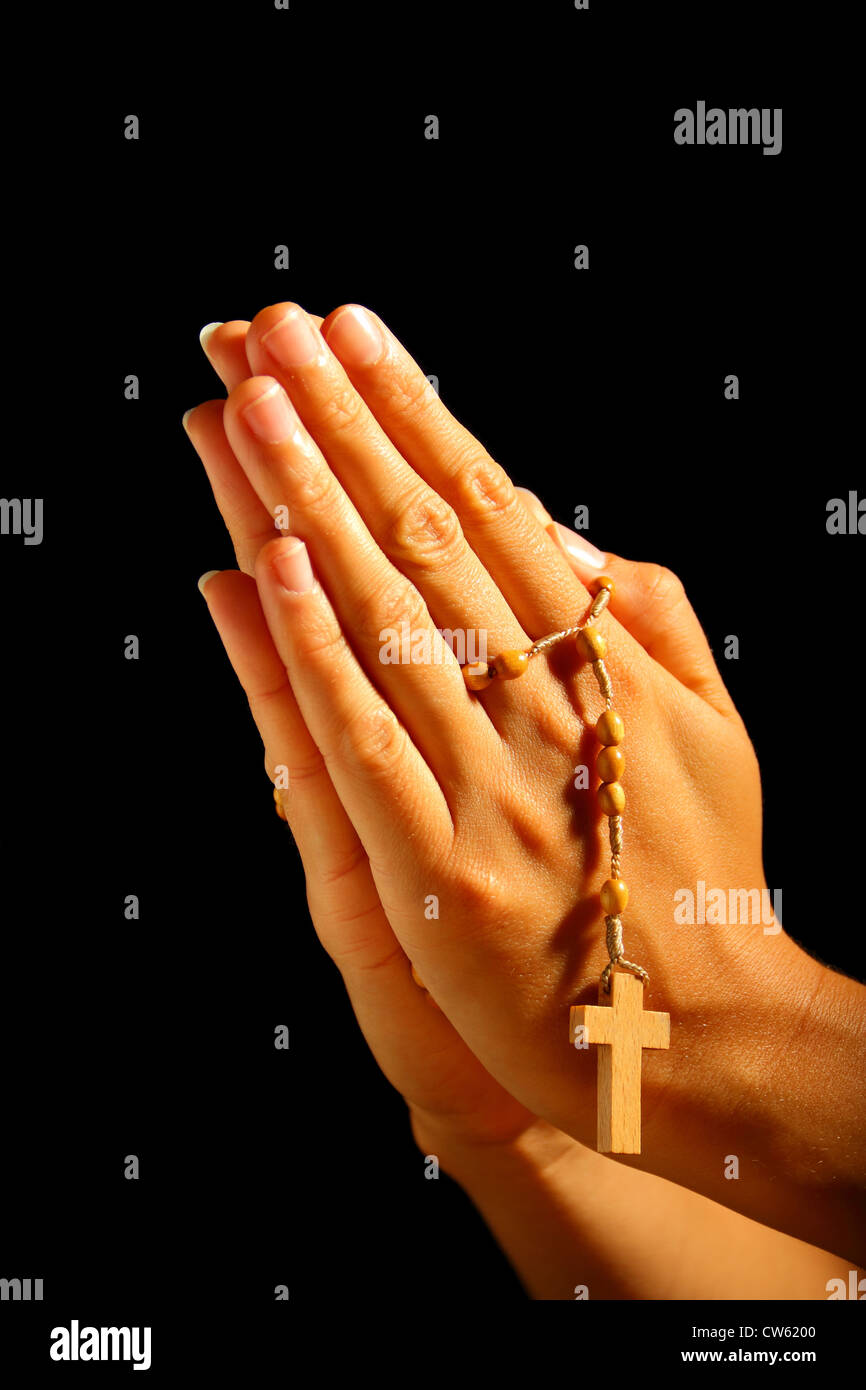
xmin=522 ymin=585 xmax=647 ymax=992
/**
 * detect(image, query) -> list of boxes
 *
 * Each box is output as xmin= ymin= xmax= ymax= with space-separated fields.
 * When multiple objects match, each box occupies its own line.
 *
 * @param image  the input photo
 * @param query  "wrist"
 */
xmin=641 ymin=928 xmax=866 ymax=1258
xmin=647 ymin=925 xmax=821 ymax=1135
xmin=408 ymin=1108 xmax=580 ymax=1187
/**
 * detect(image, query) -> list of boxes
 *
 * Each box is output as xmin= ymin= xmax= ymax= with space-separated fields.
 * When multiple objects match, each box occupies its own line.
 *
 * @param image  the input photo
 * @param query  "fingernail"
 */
xmin=325 ymin=305 xmax=385 ymax=367
xmin=261 ymin=308 xmax=321 ymax=368
xmin=182 ymin=408 xmax=194 ymax=433
xmin=197 ymin=569 xmax=221 ymax=594
xmin=199 ymin=322 xmax=223 ymax=355
xmin=242 ymin=381 xmax=298 ymax=443
xmin=548 ymin=522 xmax=607 ymax=569
xmin=272 ymin=539 xmax=315 ymax=594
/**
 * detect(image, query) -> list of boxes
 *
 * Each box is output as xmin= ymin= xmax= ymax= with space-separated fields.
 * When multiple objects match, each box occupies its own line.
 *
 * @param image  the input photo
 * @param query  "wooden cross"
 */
xmin=569 ymin=971 xmax=670 ymax=1154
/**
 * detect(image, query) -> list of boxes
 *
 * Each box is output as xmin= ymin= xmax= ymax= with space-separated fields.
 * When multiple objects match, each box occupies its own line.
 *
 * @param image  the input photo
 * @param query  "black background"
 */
xmin=2 ymin=0 xmax=862 ymax=1376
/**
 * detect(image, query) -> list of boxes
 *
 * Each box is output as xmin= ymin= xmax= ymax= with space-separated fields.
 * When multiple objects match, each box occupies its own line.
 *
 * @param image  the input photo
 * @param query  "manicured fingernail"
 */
xmin=199 ymin=322 xmax=223 ymax=354
xmin=182 ymin=408 xmax=194 ymax=433
xmin=325 ymin=305 xmax=385 ymax=367
xmin=548 ymin=522 xmax=607 ymax=569
xmin=242 ymin=381 xmax=298 ymax=443
xmin=197 ymin=569 xmax=221 ymax=594
xmin=261 ymin=308 xmax=321 ymax=368
xmin=272 ymin=540 xmax=315 ymax=594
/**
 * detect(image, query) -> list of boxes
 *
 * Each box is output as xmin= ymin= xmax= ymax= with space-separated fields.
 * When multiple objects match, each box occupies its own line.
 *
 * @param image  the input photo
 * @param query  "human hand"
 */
xmin=185 ymin=303 xmax=865 ymax=1258
xmin=189 ymin=314 xmax=540 ymax=1155
xmin=188 ymin=317 xmax=634 ymax=1157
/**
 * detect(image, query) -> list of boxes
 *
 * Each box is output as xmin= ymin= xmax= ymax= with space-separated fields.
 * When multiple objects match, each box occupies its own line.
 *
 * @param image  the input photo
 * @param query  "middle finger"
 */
xmin=244 ymin=302 xmax=528 ymax=673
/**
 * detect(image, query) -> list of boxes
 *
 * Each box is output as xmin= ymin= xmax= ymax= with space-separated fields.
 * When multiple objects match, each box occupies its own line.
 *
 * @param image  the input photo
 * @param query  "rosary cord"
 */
xmin=525 ymin=584 xmax=646 ymax=991
xmin=526 ymin=584 xmax=612 ymax=661
xmin=586 ymin=598 xmax=648 ymax=990
xmin=459 ymin=577 xmax=648 ymax=994
xmin=526 ymin=623 xmax=583 ymax=658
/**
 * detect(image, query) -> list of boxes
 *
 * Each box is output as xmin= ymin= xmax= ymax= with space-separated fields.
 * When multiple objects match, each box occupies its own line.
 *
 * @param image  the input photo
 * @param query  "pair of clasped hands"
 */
xmin=185 ymin=301 xmax=866 ymax=1298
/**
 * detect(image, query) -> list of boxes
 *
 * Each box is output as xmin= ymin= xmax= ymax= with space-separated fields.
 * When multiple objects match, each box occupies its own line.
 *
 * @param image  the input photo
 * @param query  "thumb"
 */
xmin=515 ymin=489 xmax=736 ymax=719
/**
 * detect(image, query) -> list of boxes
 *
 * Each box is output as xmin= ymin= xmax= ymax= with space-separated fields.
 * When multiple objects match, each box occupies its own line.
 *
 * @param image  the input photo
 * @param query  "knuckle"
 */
xmin=289 ymin=462 xmax=339 ymax=517
xmin=293 ymin=608 xmax=347 ymax=666
xmin=249 ymin=678 xmax=291 ymax=712
xmin=357 ymin=570 xmax=429 ymax=637
xmin=350 ymin=941 xmax=406 ymax=975
xmin=263 ymin=740 xmax=326 ymax=791
xmin=640 ymin=563 xmax=686 ymax=613
xmin=333 ymin=934 xmax=406 ymax=976
xmin=338 ymin=701 xmax=407 ymax=780
xmin=314 ymin=842 xmax=369 ymax=889
xmin=450 ymin=447 xmax=517 ymax=524
xmin=388 ymin=486 xmax=464 ymax=570
xmin=394 ymin=368 xmax=441 ymax=424
xmin=283 ymin=754 xmax=327 ymax=787
xmin=315 ymin=380 xmax=366 ymax=439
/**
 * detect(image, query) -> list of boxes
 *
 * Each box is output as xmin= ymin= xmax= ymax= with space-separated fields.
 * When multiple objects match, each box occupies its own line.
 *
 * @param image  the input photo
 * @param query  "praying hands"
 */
xmin=183 ymin=302 xmax=866 ymax=1296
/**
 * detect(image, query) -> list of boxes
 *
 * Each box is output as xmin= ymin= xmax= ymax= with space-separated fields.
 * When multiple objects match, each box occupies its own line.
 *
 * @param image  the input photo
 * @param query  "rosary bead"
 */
xmin=462 ymin=661 xmax=494 ymax=690
xmin=600 ymin=878 xmax=629 ymax=914
xmin=490 ymin=650 xmax=530 ymax=679
xmin=273 ymin=786 xmax=288 ymax=821
xmin=597 ymin=745 xmax=625 ymax=781
xmin=596 ymin=709 xmax=625 ymax=745
xmin=598 ymin=781 xmax=626 ymax=815
xmin=576 ymin=627 xmax=607 ymax=661
xmin=594 ymin=575 xmax=615 ymax=596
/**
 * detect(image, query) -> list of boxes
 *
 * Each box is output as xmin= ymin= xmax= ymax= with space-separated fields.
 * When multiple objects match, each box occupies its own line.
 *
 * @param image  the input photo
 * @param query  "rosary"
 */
xmin=274 ymin=575 xmax=670 ymax=1153
xmin=461 ymin=574 xmax=670 ymax=1155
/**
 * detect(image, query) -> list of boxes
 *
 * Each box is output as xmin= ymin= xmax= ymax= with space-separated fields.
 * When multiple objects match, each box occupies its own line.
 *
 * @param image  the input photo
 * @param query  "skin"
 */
xmin=183 ymin=304 xmax=866 ymax=1277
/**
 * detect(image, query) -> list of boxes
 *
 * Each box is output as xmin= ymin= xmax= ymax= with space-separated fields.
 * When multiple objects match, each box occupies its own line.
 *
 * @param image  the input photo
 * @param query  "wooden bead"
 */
xmin=598 ymin=781 xmax=626 ymax=816
xmin=597 ymin=745 xmax=625 ymax=782
xmin=273 ymin=786 xmax=287 ymax=821
xmin=596 ymin=710 xmax=625 ymax=745
xmin=490 ymin=650 xmax=530 ymax=680
xmin=600 ymin=878 xmax=629 ymax=914
xmin=595 ymin=575 xmax=615 ymax=596
xmin=576 ymin=627 xmax=607 ymax=662
xmin=462 ymin=661 xmax=493 ymax=690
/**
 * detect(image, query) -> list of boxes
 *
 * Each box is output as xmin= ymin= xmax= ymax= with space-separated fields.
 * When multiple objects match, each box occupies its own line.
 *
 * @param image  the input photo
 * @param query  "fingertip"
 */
xmin=320 ymin=302 xmax=359 ymax=338
xmin=322 ymin=304 xmax=386 ymax=367
xmin=248 ymin=301 xmax=305 ymax=342
xmin=199 ymin=322 xmax=224 ymax=355
xmin=226 ymin=374 xmax=283 ymax=414
xmin=261 ymin=536 xmax=316 ymax=595
xmin=256 ymin=533 xmax=299 ymax=565
xmin=197 ymin=568 xmax=222 ymax=595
